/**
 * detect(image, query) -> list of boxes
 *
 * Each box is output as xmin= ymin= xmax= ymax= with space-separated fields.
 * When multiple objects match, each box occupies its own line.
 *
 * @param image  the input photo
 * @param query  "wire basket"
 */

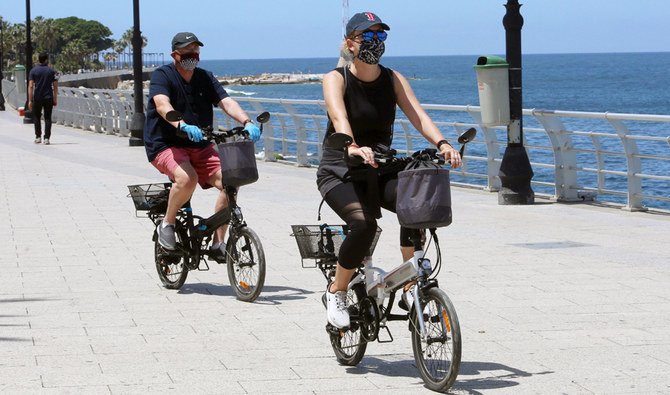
xmin=127 ymin=183 xmax=172 ymax=214
xmin=290 ymin=224 xmax=382 ymax=261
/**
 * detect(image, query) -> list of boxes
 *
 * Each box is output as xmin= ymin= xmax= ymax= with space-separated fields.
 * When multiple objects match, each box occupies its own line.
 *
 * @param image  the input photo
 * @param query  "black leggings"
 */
xmin=32 ymin=98 xmax=54 ymax=138
xmin=324 ymin=178 xmax=422 ymax=270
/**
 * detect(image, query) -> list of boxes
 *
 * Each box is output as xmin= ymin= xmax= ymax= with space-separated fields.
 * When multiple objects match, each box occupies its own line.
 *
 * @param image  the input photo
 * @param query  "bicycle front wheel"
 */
xmin=154 ymin=222 xmax=189 ymax=289
xmin=410 ymin=287 xmax=462 ymax=392
xmin=330 ymin=283 xmax=368 ymax=366
xmin=226 ymin=226 xmax=266 ymax=302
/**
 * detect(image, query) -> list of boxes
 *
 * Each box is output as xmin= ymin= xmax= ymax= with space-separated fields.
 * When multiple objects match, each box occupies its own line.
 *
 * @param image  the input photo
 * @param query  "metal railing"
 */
xmin=226 ymin=97 xmax=670 ymax=212
xmin=3 ymin=85 xmax=668 ymax=212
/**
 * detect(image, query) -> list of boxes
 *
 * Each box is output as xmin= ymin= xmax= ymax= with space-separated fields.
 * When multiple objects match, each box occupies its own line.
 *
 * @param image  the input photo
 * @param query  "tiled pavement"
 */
xmin=1 ymin=110 xmax=669 ymax=394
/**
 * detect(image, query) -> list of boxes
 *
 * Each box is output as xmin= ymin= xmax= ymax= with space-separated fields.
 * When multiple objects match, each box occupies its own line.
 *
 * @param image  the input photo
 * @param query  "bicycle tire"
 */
xmin=330 ymin=283 xmax=368 ymax=366
xmin=154 ymin=222 xmax=189 ymax=289
xmin=226 ymin=226 xmax=266 ymax=302
xmin=410 ymin=287 xmax=462 ymax=392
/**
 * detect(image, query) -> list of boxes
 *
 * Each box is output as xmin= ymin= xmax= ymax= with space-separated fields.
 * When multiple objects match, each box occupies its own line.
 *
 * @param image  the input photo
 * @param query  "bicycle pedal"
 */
xmin=325 ymin=323 xmax=341 ymax=335
xmin=377 ymin=325 xmax=394 ymax=343
xmin=325 ymin=323 xmax=350 ymax=336
xmin=206 ymin=248 xmax=226 ymax=264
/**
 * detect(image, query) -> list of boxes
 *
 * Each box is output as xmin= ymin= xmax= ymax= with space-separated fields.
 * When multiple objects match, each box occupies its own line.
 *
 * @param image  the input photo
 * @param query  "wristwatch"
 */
xmin=436 ymin=139 xmax=451 ymax=149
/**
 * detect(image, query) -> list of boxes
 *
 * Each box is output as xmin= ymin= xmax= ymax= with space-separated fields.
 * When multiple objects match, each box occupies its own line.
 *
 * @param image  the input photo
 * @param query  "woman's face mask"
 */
xmin=178 ymin=52 xmax=200 ymax=70
xmin=357 ymin=38 xmax=385 ymax=65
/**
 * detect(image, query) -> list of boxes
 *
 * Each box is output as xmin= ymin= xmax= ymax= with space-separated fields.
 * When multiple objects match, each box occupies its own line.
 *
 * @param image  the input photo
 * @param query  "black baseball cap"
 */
xmin=345 ymin=12 xmax=390 ymax=38
xmin=171 ymin=32 xmax=204 ymax=51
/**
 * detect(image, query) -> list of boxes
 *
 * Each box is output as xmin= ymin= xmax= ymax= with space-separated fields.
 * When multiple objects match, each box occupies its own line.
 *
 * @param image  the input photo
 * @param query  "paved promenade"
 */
xmin=1 ymin=110 xmax=669 ymax=394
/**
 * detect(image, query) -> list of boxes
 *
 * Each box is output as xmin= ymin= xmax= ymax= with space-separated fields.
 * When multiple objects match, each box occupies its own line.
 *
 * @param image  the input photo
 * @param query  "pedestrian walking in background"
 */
xmin=28 ymin=53 xmax=59 ymax=145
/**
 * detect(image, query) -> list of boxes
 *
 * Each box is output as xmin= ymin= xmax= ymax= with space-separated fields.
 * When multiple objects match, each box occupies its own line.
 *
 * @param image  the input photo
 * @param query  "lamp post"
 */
xmin=497 ymin=0 xmax=534 ymax=204
xmin=23 ymin=0 xmax=34 ymax=123
xmin=0 ymin=16 xmax=5 ymax=111
xmin=128 ymin=0 xmax=145 ymax=146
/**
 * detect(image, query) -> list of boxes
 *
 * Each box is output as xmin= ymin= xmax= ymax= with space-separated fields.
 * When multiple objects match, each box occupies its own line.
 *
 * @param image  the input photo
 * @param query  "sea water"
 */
xmin=199 ymin=53 xmax=670 ymax=209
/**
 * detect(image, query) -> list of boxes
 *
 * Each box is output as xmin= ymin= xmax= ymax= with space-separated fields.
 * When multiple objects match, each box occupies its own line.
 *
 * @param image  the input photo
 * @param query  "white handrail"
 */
xmin=21 ymin=87 xmax=668 ymax=212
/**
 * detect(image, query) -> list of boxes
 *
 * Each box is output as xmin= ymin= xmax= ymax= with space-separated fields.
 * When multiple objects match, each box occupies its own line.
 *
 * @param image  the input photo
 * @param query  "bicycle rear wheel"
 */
xmin=410 ymin=287 xmax=461 ymax=392
xmin=330 ymin=283 xmax=368 ymax=366
xmin=226 ymin=226 xmax=266 ymax=302
xmin=154 ymin=222 xmax=189 ymax=289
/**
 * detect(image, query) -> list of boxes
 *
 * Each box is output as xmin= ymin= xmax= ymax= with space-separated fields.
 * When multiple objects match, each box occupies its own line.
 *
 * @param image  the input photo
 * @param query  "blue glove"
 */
xmin=180 ymin=123 xmax=203 ymax=142
xmin=244 ymin=122 xmax=261 ymax=143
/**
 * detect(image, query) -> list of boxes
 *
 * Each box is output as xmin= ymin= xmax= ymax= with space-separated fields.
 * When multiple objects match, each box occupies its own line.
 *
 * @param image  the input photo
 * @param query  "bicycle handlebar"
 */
xmin=346 ymin=147 xmax=447 ymax=167
xmin=328 ymin=127 xmax=477 ymax=168
xmin=165 ymin=110 xmax=271 ymax=144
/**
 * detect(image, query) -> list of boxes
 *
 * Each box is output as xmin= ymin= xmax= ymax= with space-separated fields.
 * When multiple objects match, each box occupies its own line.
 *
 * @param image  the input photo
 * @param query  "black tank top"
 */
xmin=317 ymin=65 xmax=397 ymax=196
xmin=325 ymin=65 xmax=396 ymax=147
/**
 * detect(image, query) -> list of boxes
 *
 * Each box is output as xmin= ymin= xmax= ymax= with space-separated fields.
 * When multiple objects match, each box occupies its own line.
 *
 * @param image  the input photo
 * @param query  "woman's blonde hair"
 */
xmin=336 ymin=39 xmax=354 ymax=68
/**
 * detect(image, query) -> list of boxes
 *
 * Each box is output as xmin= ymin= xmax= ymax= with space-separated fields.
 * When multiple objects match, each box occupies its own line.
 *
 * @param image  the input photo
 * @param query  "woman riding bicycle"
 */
xmin=317 ymin=12 xmax=462 ymax=329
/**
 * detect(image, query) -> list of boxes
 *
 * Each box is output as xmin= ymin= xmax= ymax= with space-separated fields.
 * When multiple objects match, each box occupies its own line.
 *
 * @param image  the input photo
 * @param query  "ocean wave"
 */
xmin=226 ymin=88 xmax=256 ymax=96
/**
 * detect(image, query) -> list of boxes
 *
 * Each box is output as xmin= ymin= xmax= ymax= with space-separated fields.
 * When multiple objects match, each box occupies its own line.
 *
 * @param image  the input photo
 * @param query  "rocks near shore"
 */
xmin=218 ymin=73 xmax=323 ymax=85
xmin=116 ymin=72 xmax=323 ymax=90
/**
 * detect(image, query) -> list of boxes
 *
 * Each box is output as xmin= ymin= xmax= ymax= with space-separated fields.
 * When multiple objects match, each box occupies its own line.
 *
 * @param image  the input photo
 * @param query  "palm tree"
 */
xmin=58 ymin=39 xmax=89 ymax=73
xmin=32 ymin=17 xmax=60 ymax=56
xmin=103 ymin=52 xmax=117 ymax=70
xmin=116 ymin=28 xmax=147 ymax=69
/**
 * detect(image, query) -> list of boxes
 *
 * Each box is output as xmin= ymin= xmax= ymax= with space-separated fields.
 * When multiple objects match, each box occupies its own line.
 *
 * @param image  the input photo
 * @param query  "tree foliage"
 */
xmin=53 ymin=17 xmax=114 ymax=53
xmin=1 ymin=16 xmax=147 ymax=74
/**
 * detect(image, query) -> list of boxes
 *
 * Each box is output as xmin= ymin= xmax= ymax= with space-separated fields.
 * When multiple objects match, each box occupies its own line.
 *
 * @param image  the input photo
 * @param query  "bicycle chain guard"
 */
xmin=358 ymin=296 xmax=380 ymax=342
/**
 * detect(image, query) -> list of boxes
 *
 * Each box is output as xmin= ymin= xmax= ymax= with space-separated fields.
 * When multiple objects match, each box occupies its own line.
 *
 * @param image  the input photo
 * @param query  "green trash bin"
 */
xmin=474 ymin=56 xmax=510 ymax=126
xmin=14 ymin=64 xmax=26 ymax=95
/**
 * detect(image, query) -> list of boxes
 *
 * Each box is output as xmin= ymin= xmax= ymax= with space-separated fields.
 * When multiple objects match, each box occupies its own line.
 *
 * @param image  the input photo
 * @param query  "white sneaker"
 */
xmin=44 ymin=139 xmax=50 ymax=145
xmin=326 ymin=290 xmax=350 ymax=328
xmin=34 ymin=137 xmax=42 ymax=144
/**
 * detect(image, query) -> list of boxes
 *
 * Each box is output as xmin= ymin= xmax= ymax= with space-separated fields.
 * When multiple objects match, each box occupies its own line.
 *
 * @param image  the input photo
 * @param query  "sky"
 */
xmin=2 ymin=0 xmax=670 ymax=60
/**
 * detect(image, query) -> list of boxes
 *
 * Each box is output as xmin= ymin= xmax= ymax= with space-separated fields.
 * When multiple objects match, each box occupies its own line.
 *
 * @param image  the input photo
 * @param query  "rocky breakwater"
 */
xmin=116 ymin=72 xmax=323 ymax=90
xmin=218 ymin=73 xmax=323 ymax=85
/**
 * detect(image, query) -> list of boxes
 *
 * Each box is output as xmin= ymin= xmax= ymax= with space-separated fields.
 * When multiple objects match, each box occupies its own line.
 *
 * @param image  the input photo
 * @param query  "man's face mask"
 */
xmin=178 ymin=52 xmax=200 ymax=70
xmin=357 ymin=38 xmax=385 ymax=65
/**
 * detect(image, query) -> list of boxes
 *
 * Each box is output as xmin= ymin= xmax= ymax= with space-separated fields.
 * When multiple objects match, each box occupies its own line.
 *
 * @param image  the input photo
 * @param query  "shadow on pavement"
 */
xmin=451 ymin=361 xmax=553 ymax=394
xmin=344 ymin=357 xmax=552 ymax=394
xmin=0 ymin=337 xmax=32 ymax=343
xmin=177 ymin=283 xmax=313 ymax=305
xmin=0 ymin=298 xmax=50 ymax=303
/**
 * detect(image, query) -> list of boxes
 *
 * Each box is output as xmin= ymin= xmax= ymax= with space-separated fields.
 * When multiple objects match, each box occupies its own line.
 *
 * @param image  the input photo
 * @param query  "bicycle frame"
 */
xmin=150 ymin=184 xmax=246 ymax=270
xmin=347 ymin=230 xmax=439 ymax=341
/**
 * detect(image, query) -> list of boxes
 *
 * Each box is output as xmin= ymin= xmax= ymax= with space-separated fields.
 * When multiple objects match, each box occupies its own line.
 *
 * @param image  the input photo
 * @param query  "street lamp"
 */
xmin=497 ymin=0 xmax=534 ymax=204
xmin=128 ymin=0 xmax=144 ymax=146
xmin=23 ymin=0 xmax=34 ymax=123
xmin=0 ymin=16 xmax=5 ymax=111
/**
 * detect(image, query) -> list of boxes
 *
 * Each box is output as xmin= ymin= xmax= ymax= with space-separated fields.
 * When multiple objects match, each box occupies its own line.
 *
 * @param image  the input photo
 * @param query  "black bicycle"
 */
xmin=291 ymin=128 xmax=476 ymax=392
xmin=127 ymin=111 xmax=270 ymax=302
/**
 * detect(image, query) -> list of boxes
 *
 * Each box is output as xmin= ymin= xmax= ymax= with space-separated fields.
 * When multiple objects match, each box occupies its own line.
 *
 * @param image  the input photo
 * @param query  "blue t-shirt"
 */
xmin=28 ymin=64 xmax=58 ymax=101
xmin=144 ymin=63 xmax=229 ymax=162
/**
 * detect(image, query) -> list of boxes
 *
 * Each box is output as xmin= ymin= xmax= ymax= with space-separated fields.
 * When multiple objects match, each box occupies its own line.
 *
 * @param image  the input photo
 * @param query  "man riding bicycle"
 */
xmin=318 ymin=12 xmax=463 ymax=329
xmin=144 ymin=32 xmax=261 ymax=256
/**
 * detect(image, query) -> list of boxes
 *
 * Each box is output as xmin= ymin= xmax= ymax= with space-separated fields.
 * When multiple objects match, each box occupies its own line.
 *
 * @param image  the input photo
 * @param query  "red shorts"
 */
xmin=151 ymin=145 xmax=220 ymax=189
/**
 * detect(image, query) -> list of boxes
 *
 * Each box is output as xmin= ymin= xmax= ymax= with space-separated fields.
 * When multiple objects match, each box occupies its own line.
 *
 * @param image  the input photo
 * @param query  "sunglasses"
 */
xmin=356 ymin=30 xmax=388 ymax=42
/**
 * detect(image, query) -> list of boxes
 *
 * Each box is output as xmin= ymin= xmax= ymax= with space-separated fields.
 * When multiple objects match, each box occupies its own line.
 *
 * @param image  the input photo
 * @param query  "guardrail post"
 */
xmin=282 ymin=102 xmax=309 ymax=166
xmin=467 ymin=107 xmax=502 ymax=191
xmin=533 ymin=112 xmax=579 ymax=201
xmin=246 ymin=101 xmax=274 ymax=161
xmin=608 ymin=118 xmax=645 ymax=211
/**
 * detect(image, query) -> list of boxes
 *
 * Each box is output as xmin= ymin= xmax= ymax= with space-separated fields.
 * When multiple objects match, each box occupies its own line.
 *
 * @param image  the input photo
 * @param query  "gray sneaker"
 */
xmin=44 ymin=139 xmax=50 ymax=145
xmin=34 ymin=137 xmax=42 ymax=144
xmin=157 ymin=222 xmax=176 ymax=250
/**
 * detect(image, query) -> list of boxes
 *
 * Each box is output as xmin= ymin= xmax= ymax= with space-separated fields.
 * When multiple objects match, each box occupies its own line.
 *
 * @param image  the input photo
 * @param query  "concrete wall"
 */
xmin=58 ymin=68 xmax=154 ymax=89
